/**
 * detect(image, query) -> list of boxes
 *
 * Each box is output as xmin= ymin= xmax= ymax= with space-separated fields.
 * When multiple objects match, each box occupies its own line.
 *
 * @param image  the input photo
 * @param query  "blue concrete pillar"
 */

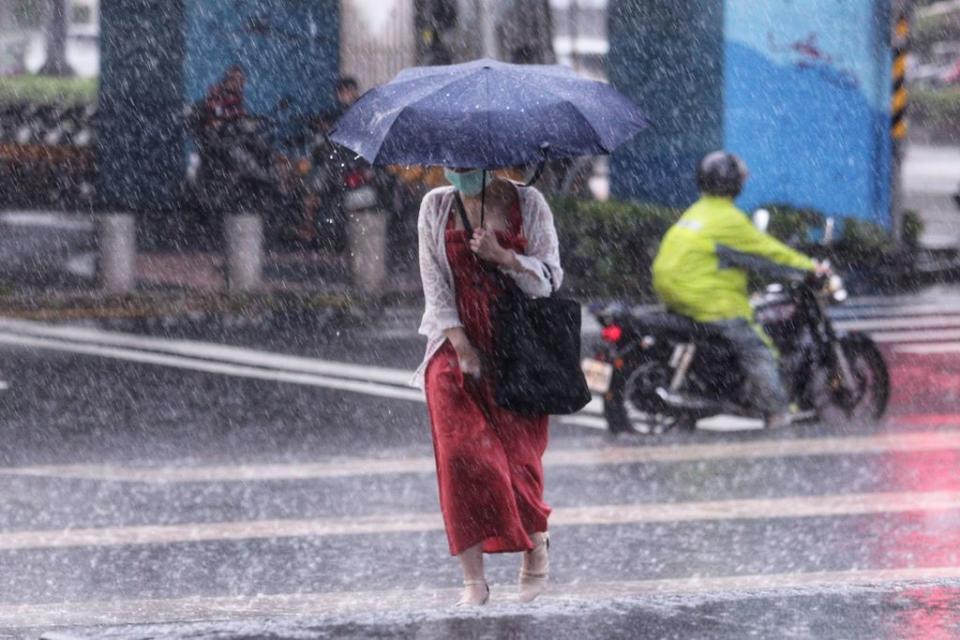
xmin=97 ymin=0 xmax=187 ymax=211
xmin=607 ymin=0 xmax=725 ymax=208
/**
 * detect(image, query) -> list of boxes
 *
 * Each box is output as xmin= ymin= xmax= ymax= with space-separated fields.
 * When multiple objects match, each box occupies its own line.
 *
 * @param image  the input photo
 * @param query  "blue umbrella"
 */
xmin=329 ymin=58 xmax=648 ymax=169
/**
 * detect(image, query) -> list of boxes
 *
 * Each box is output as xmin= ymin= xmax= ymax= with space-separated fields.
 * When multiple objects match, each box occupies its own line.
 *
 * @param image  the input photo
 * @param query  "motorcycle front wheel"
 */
xmin=811 ymin=333 xmax=890 ymax=427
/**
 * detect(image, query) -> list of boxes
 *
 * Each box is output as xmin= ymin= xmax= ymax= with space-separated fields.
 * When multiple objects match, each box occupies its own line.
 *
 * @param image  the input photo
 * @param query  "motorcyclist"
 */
xmin=188 ymin=64 xmax=279 ymax=214
xmin=652 ymin=151 xmax=824 ymax=428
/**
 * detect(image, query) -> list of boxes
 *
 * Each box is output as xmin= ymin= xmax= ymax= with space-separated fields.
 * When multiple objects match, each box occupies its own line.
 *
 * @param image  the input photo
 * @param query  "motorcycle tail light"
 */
xmin=601 ymin=325 xmax=623 ymax=343
xmin=344 ymin=170 xmax=367 ymax=189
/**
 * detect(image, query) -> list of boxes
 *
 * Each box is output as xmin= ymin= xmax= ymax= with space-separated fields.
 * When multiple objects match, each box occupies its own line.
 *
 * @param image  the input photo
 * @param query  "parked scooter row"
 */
xmin=182 ymin=101 xmax=403 ymax=252
xmin=0 ymin=102 xmax=97 ymax=207
xmin=0 ymin=103 xmax=96 ymax=147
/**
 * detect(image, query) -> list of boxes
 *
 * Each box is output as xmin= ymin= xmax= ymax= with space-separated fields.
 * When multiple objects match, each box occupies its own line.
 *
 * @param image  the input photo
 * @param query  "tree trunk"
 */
xmin=0 ymin=3 xmax=13 ymax=32
xmin=39 ymin=0 xmax=74 ymax=76
xmin=498 ymin=0 xmax=555 ymax=64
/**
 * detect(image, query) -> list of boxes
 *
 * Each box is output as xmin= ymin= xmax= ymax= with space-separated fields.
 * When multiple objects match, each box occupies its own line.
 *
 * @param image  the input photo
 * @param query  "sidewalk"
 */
xmin=903 ymin=142 xmax=960 ymax=250
xmin=0 ymin=210 xmax=422 ymax=319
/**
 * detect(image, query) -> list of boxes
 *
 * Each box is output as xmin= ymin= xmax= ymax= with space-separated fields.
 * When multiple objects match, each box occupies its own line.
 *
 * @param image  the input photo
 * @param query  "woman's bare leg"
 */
xmin=456 ymin=542 xmax=489 ymax=606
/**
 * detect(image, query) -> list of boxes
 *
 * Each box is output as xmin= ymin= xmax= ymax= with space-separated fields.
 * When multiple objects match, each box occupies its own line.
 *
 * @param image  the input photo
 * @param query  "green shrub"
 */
xmin=911 ymin=87 xmax=960 ymax=132
xmin=902 ymin=210 xmax=924 ymax=250
xmin=0 ymin=75 xmax=98 ymax=106
xmin=759 ymin=203 xmax=826 ymax=245
xmin=551 ymin=197 xmax=680 ymax=300
xmin=552 ymin=198 xmax=921 ymax=299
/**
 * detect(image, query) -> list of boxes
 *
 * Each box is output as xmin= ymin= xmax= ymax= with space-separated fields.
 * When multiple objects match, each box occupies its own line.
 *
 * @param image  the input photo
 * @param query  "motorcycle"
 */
xmin=303 ymin=131 xmax=400 ymax=254
xmin=582 ymin=213 xmax=890 ymax=435
xmin=182 ymin=98 xmax=298 ymax=243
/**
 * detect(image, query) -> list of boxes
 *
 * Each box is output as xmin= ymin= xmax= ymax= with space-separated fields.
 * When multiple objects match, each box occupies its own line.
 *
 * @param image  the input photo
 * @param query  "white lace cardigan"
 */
xmin=411 ymin=184 xmax=563 ymax=388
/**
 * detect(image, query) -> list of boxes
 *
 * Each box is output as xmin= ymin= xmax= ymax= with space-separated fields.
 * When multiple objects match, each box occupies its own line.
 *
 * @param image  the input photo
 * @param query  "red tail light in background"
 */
xmin=601 ymin=325 xmax=623 ymax=343
xmin=343 ymin=170 xmax=368 ymax=189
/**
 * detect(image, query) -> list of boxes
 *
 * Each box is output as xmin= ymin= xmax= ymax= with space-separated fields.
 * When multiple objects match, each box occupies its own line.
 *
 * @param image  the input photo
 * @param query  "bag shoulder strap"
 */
xmin=452 ymin=193 xmax=474 ymax=236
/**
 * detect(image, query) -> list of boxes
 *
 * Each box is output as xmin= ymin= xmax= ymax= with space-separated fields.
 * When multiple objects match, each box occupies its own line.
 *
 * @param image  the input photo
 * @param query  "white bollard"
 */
xmin=348 ymin=209 xmax=388 ymax=294
xmin=98 ymin=213 xmax=137 ymax=293
xmin=224 ymin=213 xmax=263 ymax=293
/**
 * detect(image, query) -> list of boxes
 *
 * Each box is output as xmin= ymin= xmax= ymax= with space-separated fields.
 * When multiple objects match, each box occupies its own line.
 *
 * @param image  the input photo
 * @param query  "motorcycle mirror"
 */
xmin=752 ymin=208 xmax=770 ymax=232
xmin=823 ymin=217 xmax=836 ymax=245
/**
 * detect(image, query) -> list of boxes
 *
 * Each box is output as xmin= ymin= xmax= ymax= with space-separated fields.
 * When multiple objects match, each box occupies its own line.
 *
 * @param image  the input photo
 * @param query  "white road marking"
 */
xmin=697 ymin=415 xmax=765 ymax=431
xmin=0 ymin=318 xmax=414 ymax=387
xmin=6 ymin=430 xmax=960 ymax=483
xmin=0 ymin=315 xmax=956 ymax=439
xmin=832 ymin=303 xmax=960 ymax=319
xmin=843 ymin=293 xmax=958 ymax=307
xmin=0 ymin=321 xmax=615 ymax=415
xmin=835 ymin=315 xmax=960 ymax=332
xmin=895 ymin=342 xmax=960 ymax=355
xmin=4 ymin=489 xmax=960 ymax=552
xmin=4 ymin=566 xmax=960 ymax=628
xmin=0 ymin=333 xmax=425 ymax=403
xmin=557 ymin=414 xmax=609 ymax=430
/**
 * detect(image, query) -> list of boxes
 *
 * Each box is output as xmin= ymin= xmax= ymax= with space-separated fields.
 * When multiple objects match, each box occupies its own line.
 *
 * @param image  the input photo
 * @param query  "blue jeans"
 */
xmin=710 ymin=318 xmax=790 ymax=415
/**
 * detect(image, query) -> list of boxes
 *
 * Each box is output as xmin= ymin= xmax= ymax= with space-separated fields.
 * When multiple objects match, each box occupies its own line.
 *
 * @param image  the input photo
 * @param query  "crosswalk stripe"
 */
xmin=895 ymin=342 xmax=960 ymax=354
xmin=831 ymin=303 xmax=960 ymax=318
xmin=872 ymin=328 xmax=960 ymax=344
xmin=3 ymin=567 xmax=960 ymax=629
xmin=4 ymin=429 xmax=960 ymax=483
xmin=4 ymin=489 xmax=960 ymax=552
xmin=834 ymin=315 xmax=960 ymax=332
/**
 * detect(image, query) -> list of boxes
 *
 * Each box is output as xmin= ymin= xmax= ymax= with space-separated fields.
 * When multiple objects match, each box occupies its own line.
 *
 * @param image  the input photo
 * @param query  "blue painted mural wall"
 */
xmin=609 ymin=0 xmax=893 ymax=227
xmin=184 ymin=0 xmax=340 ymax=141
xmin=724 ymin=0 xmax=892 ymax=226
xmin=98 ymin=0 xmax=340 ymax=211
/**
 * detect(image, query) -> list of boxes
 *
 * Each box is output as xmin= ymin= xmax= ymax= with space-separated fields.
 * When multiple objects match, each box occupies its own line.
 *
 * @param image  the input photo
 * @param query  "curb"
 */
xmin=0 ymin=290 xmax=367 ymax=322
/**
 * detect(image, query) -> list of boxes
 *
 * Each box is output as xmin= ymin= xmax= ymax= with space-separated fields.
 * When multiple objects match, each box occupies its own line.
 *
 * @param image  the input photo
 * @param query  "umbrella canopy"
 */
xmin=329 ymin=58 xmax=648 ymax=169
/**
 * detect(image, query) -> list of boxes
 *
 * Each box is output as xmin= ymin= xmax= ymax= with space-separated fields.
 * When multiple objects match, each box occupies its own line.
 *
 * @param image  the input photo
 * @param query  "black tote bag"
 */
xmin=453 ymin=195 xmax=591 ymax=416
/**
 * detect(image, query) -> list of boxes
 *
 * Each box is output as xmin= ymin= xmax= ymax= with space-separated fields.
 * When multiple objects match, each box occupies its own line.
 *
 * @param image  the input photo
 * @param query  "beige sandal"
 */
xmin=456 ymin=579 xmax=490 ymax=607
xmin=518 ymin=532 xmax=550 ymax=603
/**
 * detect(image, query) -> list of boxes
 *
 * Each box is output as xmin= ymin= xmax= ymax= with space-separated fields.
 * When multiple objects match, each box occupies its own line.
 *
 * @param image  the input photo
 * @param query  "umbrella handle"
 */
xmin=480 ymin=169 xmax=486 ymax=228
xmin=525 ymin=143 xmax=551 ymax=188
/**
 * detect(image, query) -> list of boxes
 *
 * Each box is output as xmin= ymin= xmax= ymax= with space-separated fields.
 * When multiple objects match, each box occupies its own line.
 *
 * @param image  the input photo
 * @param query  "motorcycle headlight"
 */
xmin=829 ymin=275 xmax=848 ymax=303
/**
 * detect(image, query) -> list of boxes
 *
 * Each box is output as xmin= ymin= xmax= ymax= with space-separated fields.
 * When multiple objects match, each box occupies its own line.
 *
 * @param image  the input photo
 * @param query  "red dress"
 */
xmin=425 ymin=201 xmax=551 ymax=556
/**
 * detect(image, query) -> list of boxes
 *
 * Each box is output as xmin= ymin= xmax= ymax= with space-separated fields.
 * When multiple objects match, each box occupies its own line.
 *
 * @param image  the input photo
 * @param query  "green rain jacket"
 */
xmin=653 ymin=196 xmax=816 ymax=323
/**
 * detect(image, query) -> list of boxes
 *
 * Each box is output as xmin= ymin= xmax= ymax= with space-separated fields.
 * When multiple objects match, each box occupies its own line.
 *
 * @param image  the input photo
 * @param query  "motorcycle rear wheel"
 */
xmin=603 ymin=361 xmax=697 ymax=435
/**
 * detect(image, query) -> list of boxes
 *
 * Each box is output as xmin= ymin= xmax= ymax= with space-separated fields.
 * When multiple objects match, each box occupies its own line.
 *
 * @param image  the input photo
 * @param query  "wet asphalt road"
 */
xmin=4 ymin=207 xmax=960 ymax=638
xmin=3 ymin=287 xmax=960 ymax=639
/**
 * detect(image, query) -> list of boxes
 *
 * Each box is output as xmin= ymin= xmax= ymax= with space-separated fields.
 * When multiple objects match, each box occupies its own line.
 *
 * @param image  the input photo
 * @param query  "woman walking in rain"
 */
xmin=414 ymin=168 xmax=562 ymax=606
xmin=330 ymin=56 xmax=645 ymax=607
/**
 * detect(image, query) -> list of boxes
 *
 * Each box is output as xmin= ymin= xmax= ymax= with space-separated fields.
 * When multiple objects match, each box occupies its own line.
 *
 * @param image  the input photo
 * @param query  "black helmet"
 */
xmin=696 ymin=151 xmax=747 ymax=198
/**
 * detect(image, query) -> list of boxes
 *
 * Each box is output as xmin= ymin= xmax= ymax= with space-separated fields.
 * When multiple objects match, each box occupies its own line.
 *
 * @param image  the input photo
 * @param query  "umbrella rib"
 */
xmin=485 ymin=68 xmax=492 ymax=169
xmin=368 ymin=71 xmax=486 ymax=165
xmin=528 ymin=81 xmax=617 ymax=154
